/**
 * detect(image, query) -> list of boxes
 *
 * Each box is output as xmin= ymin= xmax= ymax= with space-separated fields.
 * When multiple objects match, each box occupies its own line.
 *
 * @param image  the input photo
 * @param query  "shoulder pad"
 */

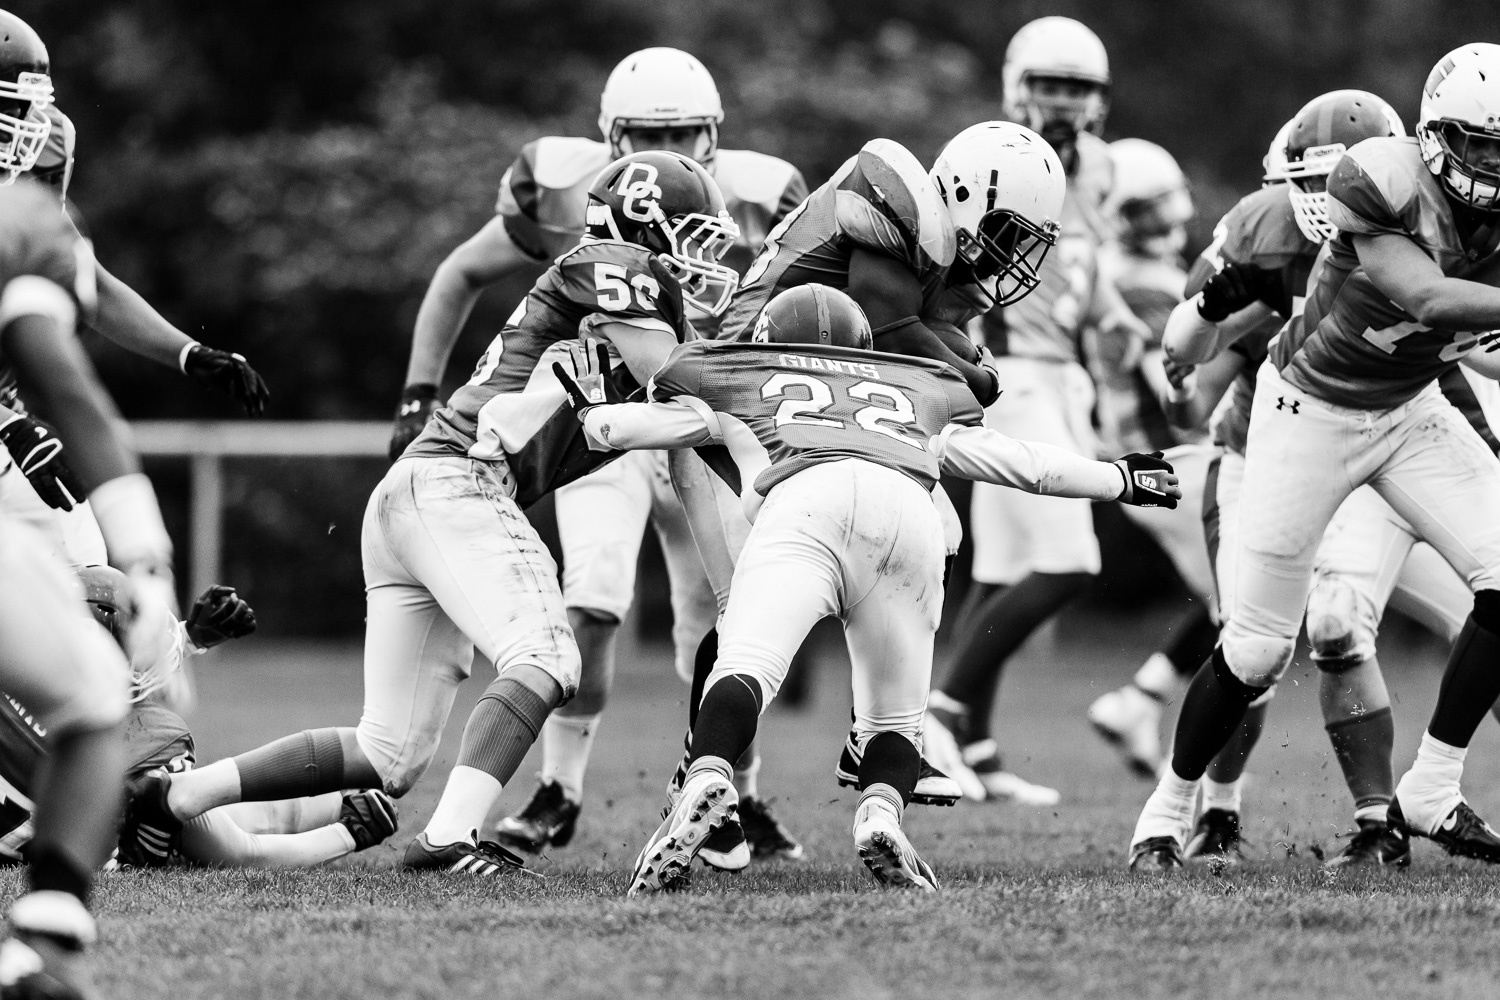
xmin=1219 ymin=185 xmax=1310 ymax=265
xmin=713 ymin=149 xmax=803 ymax=210
xmin=853 ymin=139 xmax=955 ymax=267
xmin=555 ymin=237 xmax=655 ymax=269
xmin=529 ymin=136 xmax=612 ymax=191
xmin=1326 ymin=137 xmax=1426 ymax=237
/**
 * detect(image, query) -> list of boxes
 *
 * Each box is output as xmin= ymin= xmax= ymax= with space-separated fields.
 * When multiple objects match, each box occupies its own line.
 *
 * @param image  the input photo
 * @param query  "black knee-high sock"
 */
xmin=27 ymin=725 xmax=125 ymax=902
xmin=1165 ymin=604 xmax=1220 ymax=677
xmin=690 ymin=674 xmax=763 ymax=767
xmin=1204 ymin=698 xmax=1269 ymax=784
xmin=941 ymin=572 xmax=1090 ymax=732
xmin=688 ymin=627 xmax=718 ymax=731
xmin=1170 ymin=647 xmax=1268 ymax=781
xmin=858 ymin=732 xmax=920 ymax=805
xmin=1429 ymin=598 xmax=1500 ymax=747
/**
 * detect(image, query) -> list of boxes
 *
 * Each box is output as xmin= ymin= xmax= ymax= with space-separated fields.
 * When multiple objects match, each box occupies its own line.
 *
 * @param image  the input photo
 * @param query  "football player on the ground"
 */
xmin=924 ymin=16 xmax=1154 ymax=805
xmin=1085 ymin=138 xmax=1220 ymax=777
xmin=547 ymin=284 xmax=1177 ymax=894
xmin=1130 ymin=46 xmax=1500 ymax=870
xmin=0 ymin=177 xmax=177 ymax=1000
xmin=121 ymin=150 xmax=741 ymax=879
xmin=389 ymin=47 xmax=809 ymax=863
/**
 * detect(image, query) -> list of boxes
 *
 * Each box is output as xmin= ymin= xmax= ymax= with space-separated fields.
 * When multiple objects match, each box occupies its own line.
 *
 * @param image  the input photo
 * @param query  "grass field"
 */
xmin=66 ymin=605 xmax=1500 ymax=999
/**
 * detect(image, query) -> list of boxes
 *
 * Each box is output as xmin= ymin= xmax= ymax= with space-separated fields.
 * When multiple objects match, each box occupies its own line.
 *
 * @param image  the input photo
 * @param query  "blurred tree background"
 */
xmin=14 ymin=0 xmax=1499 ymax=633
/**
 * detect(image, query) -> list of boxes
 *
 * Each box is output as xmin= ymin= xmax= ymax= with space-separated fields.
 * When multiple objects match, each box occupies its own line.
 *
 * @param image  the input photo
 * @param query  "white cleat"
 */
xmin=853 ymin=802 xmax=938 ymax=893
xmin=1087 ymin=685 xmax=1164 ymax=778
xmin=629 ymin=771 xmax=737 ymax=897
xmin=922 ymin=710 xmax=987 ymax=802
xmin=963 ymin=739 xmax=1061 ymax=807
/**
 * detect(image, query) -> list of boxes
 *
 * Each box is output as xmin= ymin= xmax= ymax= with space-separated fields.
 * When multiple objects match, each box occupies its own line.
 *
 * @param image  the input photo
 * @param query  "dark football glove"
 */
xmin=183 ymin=344 xmax=270 ymax=416
xmin=339 ymin=790 xmax=399 ymax=851
xmin=1114 ymin=451 xmax=1181 ymax=509
xmin=0 ymin=411 xmax=81 ymax=510
xmin=185 ymin=584 xmax=257 ymax=650
xmin=389 ymin=383 xmax=440 ymax=462
xmin=551 ymin=340 xmax=622 ymax=416
xmin=1197 ymin=262 xmax=1269 ymax=322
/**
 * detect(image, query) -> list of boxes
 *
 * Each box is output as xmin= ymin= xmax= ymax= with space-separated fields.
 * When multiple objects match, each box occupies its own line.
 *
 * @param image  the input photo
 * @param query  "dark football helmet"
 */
xmin=0 ymin=11 xmax=52 ymax=184
xmin=751 ymin=283 xmax=872 ymax=350
xmin=1269 ymin=89 xmax=1404 ymax=241
xmin=584 ymin=150 xmax=741 ymax=317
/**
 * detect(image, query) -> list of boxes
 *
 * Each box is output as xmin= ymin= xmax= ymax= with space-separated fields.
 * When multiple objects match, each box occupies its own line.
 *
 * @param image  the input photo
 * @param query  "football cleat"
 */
xmin=339 ymin=790 xmax=399 ymax=851
xmin=117 ymin=769 xmax=182 ymax=867
xmin=697 ymin=819 xmax=751 ymax=871
xmin=1086 ymin=685 xmax=1163 ymax=778
xmin=400 ymin=832 xmax=528 ymax=876
xmin=1324 ymin=818 xmax=1410 ymax=869
xmin=0 ymin=892 xmax=99 ymax=1000
xmin=1390 ymin=796 xmax=1500 ymax=864
xmin=630 ymin=771 xmax=737 ymax=897
xmin=494 ymin=779 xmax=580 ymax=854
xmin=1184 ymin=808 xmax=1244 ymax=863
xmin=921 ymin=703 xmax=987 ymax=802
xmin=739 ymin=797 xmax=805 ymax=861
xmin=853 ymin=801 xmax=938 ymax=892
xmin=1129 ymin=836 xmax=1184 ymax=871
xmin=834 ymin=732 xmax=962 ymax=807
xmin=963 ymin=740 xmax=1061 ymax=806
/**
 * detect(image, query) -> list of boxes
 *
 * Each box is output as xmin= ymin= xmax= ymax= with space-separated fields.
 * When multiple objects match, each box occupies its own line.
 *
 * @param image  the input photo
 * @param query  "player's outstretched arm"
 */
xmin=1163 ymin=285 xmax=1274 ymax=366
xmin=1357 ymin=232 xmax=1500 ymax=331
xmin=1152 ymin=347 xmax=1246 ymax=431
xmin=553 ymin=343 xmax=716 ymax=452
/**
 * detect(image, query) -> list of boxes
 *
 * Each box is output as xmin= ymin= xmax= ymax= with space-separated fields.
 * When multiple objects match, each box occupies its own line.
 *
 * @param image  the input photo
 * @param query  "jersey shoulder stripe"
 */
xmin=850 ymin=139 xmax=955 ymax=268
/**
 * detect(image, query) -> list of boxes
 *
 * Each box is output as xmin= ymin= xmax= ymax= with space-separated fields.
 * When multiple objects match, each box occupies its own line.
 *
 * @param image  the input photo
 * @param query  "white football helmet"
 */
xmin=1269 ymin=90 xmax=1404 ymax=242
xmin=598 ymin=48 xmax=724 ymax=167
xmin=1418 ymin=43 xmax=1500 ymax=212
xmin=1002 ymin=17 xmax=1110 ymax=166
xmin=1106 ymin=138 xmax=1193 ymax=257
xmin=930 ymin=121 xmax=1065 ymax=306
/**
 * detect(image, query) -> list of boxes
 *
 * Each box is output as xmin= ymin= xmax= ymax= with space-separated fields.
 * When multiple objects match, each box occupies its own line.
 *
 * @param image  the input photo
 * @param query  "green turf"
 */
xmin=81 ymin=608 xmax=1500 ymax=999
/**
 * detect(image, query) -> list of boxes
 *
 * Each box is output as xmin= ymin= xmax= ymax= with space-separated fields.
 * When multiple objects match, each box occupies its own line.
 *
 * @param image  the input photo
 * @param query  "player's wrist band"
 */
xmin=178 ymin=341 xmax=201 ymax=374
xmin=1113 ymin=461 xmax=1131 ymax=501
xmin=89 ymin=472 xmax=173 ymax=571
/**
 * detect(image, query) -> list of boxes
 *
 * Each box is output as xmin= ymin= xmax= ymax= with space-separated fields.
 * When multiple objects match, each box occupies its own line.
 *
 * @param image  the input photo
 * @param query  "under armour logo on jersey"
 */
xmin=1276 ymin=396 xmax=1300 ymax=414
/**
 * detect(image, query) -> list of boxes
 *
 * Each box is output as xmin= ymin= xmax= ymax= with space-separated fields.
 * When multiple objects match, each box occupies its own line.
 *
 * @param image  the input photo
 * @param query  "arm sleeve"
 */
xmin=930 ymin=424 xmax=1125 ymax=500
xmin=581 ymin=399 xmax=717 ymax=452
xmin=494 ymin=143 xmax=550 ymax=261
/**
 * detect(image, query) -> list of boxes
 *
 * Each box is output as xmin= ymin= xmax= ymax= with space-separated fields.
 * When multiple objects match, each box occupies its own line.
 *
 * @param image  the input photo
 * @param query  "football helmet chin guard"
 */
xmin=1268 ymin=89 xmax=1404 ymax=241
xmin=1419 ymin=43 xmax=1500 ymax=214
xmin=0 ymin=11 xmax=52 ymax=185
xmin=598 ymin=47 xmax=723 ymax=167
xmin=751 ymin=284 xmax=872 ymax=350
xmin=1106 ymin=138 xmax=1194 ymax=257
xmin=585 ymin=150 xmax=741 ymax=317
xmin=931 ymin=121 xmax=1065 ymax=308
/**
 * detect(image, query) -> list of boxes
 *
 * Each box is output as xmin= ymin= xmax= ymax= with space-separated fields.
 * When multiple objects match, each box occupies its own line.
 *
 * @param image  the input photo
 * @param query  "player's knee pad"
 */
xmin=1471 ymin=589 xmax=1500 ymax=634
xmin=1220 ymin=629 xmax=1295 ymax=688
xmin=1305 ymin=577 xmax=1375 ymax=673
xmin=703 ymin=639 xmax=786 ymax=713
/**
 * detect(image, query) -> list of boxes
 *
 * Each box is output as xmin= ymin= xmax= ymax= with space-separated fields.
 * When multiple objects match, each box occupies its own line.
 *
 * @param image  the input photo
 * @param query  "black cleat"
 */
xmin=1184 ymin=808 xmax=1244 ymax=863
xmin=401 ymin=832 xmax=529 ymax=876
xmin=117 ymin=769 xmax=182 ymax=867
xmin=494 ymin=780 xmax=580 ymax=854
xmin=1325 ymin=818 xmax=1410 ymax=869
xmin=834 ymin=733 xmax=962 ymax=807
xmin=1129 ymin=836 xmax=1184 ymax=871
xmin=1391 ymin=796 xmax=1500 ymax=863
xmin=739 ymin=797 xmax=805 ymax=860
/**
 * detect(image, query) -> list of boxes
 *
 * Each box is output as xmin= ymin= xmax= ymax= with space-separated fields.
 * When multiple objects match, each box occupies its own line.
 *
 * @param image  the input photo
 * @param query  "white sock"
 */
xmin=423 ymin=765 xmax=503 ymax=847
xmin=1395 ymin=731 xmax=1467 ymax=834
xmin=1133 ymin=653 xmax=1185 ymax=702
xmin=856 ymin=783 xmax=904 ymax=825
xmin=1413 ymin=730 xmax=1467 ymax=775
xmin=733 ymin=755 xmax=761 ymax=800
xmin=1354 ymin=803 xmax=1389 ymax=825
xmin=539 ymin=713 xmax=599 ymax=804
xmin=1131 ymin=768 xmax=1199 ymax=846
xmin=687 ymin=755 xmax=733 ymax=785
xmin=1201 ymin=777 xmax=1242 ymax=814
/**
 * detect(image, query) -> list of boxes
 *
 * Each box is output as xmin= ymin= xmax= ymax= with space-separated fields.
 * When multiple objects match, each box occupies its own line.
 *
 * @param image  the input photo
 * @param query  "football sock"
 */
xmin=1325 ymin=707 xmax=1395 ymax=817
xmin=422 ymin=766 xmax=502 ymax=846
xmin=1427 ymin=603 xmax=1500 ymax=747
xmin=857 ymin=731 xmax=920 ymax=805
xmin=1164 ymin=604 xmax=1220 ymax=678
xmin=688 ymin=627 xmax=718 ymax=730
xmin=685 ymin=754 xmax=733 ymax=786
xmin=233 ymin=727 xmax=378 ymax=804
xmin=1201 ymin=777 xmax=1242 ymax=814
xmin=690 ymin=674 xmax=762 ymax=766
xmin=733 ymin=753 xmax=761 ymax=800
xmin=1204 ymin=699 xmax=1268 ymax=785
xmin=1170 ymin=648 xmax=1267 ymax=782
xmin=455 ymin=677 xmax=553 ymax=785
xmin=1395 ymin=732 xmax=1467 ymax=832
xmin=855 ymin=783 xmax=904 ymax=826
xmin=26 ymin=725 xmax=124 ymax=901
xmin=540 ymin=713 xmax=599 ymax=803
xmin=940 ymin=571 xmax=1090 ymax=737
xmin=1131 ymin=769 xmax=1198 ymax=846
xmin=1132 ymin=653 xmax=1183 ymax=702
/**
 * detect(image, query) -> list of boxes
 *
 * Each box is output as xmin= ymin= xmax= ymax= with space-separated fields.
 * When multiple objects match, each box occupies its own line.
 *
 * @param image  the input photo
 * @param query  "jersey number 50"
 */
xmin=760 ymin=373 xmax=924 ymax=449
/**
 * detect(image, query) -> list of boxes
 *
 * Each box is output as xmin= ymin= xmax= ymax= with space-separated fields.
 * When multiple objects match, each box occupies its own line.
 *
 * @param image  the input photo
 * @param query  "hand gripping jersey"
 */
xmin=405 ymin=239 xmax=688 ymax=507
xmin=646 ymin=340 xmax=983 ymax=509
xmin=718 ymin=139 xmax=957 ymax=342
xmin=1184 ymin=183 xmax=1321 ymax=455
xmin=1272 ymin=136 xmax=1500 ymax=410
xmin=978 ymin=131 xmax=1112 ymax=363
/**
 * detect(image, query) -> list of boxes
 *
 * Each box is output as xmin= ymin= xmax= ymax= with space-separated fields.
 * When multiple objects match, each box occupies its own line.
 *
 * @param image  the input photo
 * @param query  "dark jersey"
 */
xmin=27 ymin=106 xmax=74 ymax=202
xmin=406 ymin=239 xmax=688 ymax=506
xmin=649 ymin=340 xmax=984 ymax=500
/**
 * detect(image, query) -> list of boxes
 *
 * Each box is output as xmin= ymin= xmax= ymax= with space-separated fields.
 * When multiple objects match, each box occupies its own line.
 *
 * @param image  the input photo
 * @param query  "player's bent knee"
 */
xmin=354 ymin=725 xmax=435 ymax=799
xmin=703 ymin=655 xmax=784 ymax=713
xmin=1471 ymin=589 xmax=1500 ymax=634
xmin=1221 ymin=632 xmax=1295 ymax=688
xmin=1305 ymin=578 xmax=1375 ymax=672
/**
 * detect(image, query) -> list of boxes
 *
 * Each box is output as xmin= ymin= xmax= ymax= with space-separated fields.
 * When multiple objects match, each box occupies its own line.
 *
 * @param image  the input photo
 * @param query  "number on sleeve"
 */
xmin=467 ymin=333 xmax=505 ymax=386
xmin=742 ymin=198 xmax=811 ymax=287
xmin=1362 ymin=321 xmax=1484 ymax=362
xmin=848 ymin=381 xmax=924 ymax=449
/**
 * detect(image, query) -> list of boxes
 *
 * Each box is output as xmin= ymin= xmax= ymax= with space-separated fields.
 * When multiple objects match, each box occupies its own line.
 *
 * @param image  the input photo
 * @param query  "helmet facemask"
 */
xmin=660 ymin=210 xmax=741 ymax=317
xmin=952 ymin=209 xmax=1060 ymax=308
xmin=1015 ymin=75 xmax=1108 ymax=169
xmin=0 ymin=70 xmax=51 ymax=184
xmin=1428 ymin=119 xmax=1500 ymax=213
xmin=1279 ymin=142 xmax=1345 ymax=242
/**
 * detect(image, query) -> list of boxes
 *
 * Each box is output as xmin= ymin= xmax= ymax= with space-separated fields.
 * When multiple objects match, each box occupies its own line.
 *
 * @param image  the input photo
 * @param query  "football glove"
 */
xmin=551 ymin=340 xmax=622 ymax=415
xmin=0 ymin=411 xmax=81 ymax=510
xmin=339 ymin=790 xmax=400 ymax=851
xmin=183 ymin=344 xmax=270 ymax=416
xmin=1114 ymin=452 xmax=1181 ymax=509
xmin=388 ymin=383 xmax=440 ymax=462
xmin=1197 ymin=262 xmax=1269 ymax=322
xmin=1162 ymin=356 xmax=1198 ymax=402
xmin=185 ymin=584 xmax=257 ymax=650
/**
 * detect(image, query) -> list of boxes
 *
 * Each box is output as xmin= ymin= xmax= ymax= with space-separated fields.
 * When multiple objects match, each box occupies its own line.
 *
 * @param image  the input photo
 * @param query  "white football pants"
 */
xmin=0 ymin=458 xmax=106 ymax=568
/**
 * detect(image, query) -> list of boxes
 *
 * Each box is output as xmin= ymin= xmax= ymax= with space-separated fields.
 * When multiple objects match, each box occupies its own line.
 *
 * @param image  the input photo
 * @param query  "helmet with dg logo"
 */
xmin=585 ymin=150 xmax=742 ymax=317
xmin=0 ymin=11 xmax=52 ymax=185
xmin=751 ymin=283 xmax=873 ymax=350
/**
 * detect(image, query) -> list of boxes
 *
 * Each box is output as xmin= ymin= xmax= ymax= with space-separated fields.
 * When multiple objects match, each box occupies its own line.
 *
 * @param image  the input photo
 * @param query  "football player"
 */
xmin=122 ymin=150 xmax=741 ymax=878
xmin=1085 ymin=138 xmax=1219 ymax=777
xmin=1130 ymin=46 xmax=1500 ymax=869
xmin=547 ymin=284 xmax=1178 ymax=894
xmin=925 ymin=16 xmax=1153 ymax=804
xmin=388 ymin=48 xmax=809 ymax=862
xmin=0 ymin=177 xmax=177 ymax=1000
